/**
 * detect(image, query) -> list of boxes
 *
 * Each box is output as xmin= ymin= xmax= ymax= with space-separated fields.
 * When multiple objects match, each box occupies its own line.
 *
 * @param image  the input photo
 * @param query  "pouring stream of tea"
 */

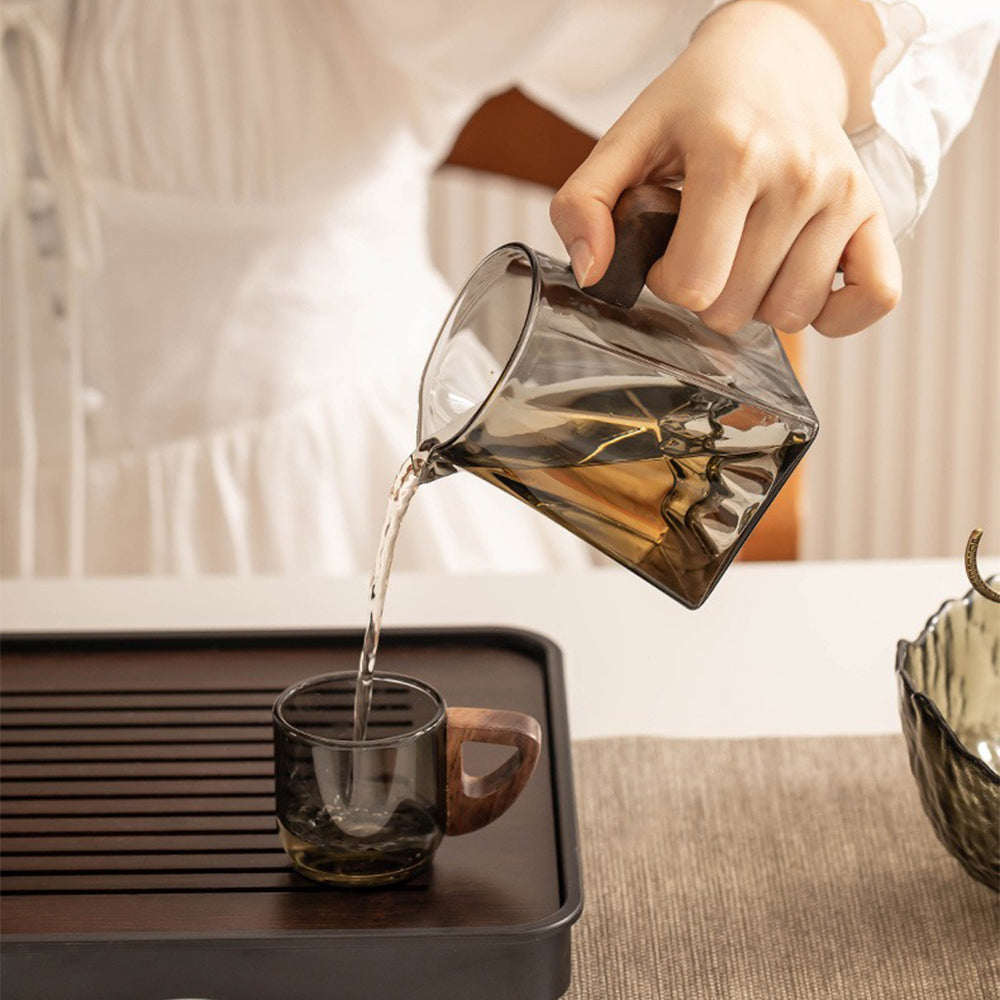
xmin=352 ymin=447 xmax=432 ymax=742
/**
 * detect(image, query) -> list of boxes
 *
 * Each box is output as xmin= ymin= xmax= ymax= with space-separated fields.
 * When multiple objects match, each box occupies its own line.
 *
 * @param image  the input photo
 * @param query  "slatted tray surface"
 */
xmin=0 ymin=631 xmax=576 ymax=942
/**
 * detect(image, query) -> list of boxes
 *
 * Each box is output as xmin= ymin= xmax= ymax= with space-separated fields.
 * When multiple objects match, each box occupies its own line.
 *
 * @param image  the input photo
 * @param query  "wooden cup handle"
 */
xmin=584 ymin=184 xmax=681 ymax=309
xmin=445 ymin=707 xmax=542 ymax=836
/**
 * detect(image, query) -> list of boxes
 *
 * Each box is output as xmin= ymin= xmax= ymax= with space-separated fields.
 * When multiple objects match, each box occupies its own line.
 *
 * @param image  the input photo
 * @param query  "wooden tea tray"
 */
xmin=0 ymin=628 xmax=582 ymax=1000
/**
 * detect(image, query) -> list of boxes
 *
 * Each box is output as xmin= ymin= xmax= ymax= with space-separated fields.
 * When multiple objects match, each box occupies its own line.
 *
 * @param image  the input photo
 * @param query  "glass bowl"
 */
xmin=896 ymin=577 xmax=999 ymax=890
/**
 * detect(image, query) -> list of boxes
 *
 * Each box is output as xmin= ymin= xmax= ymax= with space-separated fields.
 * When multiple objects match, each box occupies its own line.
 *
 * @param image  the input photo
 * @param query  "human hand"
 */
xmin=549 ymin=0 xmax=901 ymax=337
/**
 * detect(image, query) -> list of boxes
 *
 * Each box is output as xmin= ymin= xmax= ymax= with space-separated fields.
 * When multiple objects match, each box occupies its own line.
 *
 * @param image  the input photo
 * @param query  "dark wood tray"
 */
xmin=0 ymin=628 xmax=582 ymax=1000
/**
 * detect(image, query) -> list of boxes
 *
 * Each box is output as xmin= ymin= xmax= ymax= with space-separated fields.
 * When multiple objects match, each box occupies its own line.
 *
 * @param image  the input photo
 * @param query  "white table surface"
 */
xmin=2 ymin=557 xmax=995 ymax=741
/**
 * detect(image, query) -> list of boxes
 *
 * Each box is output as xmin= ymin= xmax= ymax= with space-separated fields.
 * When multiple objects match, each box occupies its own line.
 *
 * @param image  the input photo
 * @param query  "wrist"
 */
xmin=770 ymin=0 xmax=884 ymax=131
xmin=696 ymin=0 xmax=882 ymax=130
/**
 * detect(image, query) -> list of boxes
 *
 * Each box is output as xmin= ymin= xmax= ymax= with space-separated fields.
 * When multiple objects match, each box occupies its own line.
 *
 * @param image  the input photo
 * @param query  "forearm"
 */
xmin=698 ymin=0 xmax=886 ymax=132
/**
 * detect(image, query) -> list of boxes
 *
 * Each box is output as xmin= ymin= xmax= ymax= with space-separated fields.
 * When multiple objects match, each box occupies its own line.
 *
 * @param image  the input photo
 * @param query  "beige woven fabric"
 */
xmin=566 ymin=735 xmax=999 ymax=1000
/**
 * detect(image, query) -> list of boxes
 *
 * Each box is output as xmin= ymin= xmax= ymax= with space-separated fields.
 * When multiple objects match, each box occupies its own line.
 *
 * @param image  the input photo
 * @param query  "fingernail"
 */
xmin=569 ymin=239 xmax=594 ymax=287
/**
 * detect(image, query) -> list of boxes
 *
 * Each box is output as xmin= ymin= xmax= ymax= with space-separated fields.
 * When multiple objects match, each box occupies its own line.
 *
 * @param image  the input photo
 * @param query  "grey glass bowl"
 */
xmin=896 ymin=578 xmax=999 ymax=891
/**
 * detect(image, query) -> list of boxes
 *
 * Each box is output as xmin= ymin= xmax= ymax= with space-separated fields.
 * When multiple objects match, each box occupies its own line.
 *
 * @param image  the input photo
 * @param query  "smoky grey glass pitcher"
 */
xmin=418 ymin=186 xmax=818 ymax=609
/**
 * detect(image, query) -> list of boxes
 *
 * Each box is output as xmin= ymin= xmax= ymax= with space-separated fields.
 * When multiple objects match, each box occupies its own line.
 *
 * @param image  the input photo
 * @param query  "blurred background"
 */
xmin=431 ymin=57 xmax=999 ymax=564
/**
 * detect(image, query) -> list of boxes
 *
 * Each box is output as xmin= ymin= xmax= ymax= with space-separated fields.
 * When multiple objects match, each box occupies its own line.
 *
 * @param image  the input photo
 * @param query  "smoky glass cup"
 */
xmin=273 ymin=672 xmax=541 ymax=888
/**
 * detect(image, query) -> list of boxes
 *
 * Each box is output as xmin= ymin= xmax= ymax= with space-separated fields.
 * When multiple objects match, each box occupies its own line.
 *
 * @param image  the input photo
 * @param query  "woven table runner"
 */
xmin=567 ymin=735 xmax=998 ymax=1000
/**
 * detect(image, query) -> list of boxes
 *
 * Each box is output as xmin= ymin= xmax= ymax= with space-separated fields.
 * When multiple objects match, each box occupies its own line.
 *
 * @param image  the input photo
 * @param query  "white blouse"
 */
xmin=2 ymin=0 xmax=997 ymax=576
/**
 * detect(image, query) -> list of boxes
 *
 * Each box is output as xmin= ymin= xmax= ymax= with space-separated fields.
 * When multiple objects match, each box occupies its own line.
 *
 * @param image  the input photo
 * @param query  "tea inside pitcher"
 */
xmin=431 ymin=374 xmax=809 ymax=607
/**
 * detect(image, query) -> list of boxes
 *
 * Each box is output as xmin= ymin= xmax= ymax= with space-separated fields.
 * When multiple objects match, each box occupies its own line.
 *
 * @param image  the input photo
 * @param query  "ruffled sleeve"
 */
xmin=855 ymin=1 xmax=1000 ymax=238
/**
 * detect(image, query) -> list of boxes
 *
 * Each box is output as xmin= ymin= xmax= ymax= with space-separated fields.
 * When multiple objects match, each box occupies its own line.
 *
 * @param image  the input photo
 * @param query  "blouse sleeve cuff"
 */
xmin=854 ymin=1 xmax=999 ymax=240
xmin=854 ymin=1 xmax=929 ymax=239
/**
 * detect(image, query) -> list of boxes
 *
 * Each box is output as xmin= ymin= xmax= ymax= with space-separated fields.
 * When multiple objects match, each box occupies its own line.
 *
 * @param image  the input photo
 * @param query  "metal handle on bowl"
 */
xmin=965 ymin=529 xmax=1000 ymax=602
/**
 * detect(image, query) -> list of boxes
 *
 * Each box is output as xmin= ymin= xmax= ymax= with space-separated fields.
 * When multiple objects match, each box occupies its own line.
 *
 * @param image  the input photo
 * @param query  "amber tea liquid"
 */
xmin=431 ymin=376 xmax=809 ymax=608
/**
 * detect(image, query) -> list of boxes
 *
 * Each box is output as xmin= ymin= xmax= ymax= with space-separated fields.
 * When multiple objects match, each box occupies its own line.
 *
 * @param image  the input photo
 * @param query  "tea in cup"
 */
xmin=273 ymin=671 xmax=541 ymax=887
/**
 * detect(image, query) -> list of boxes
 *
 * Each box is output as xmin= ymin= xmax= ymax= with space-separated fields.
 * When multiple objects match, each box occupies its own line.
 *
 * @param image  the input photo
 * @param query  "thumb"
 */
xmin=549 ymin=128 xmax=650 ymax=287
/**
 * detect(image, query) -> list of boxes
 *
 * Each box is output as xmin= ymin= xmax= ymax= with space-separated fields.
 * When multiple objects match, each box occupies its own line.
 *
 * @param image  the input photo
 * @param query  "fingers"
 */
xmin=549 ymin=117 xmax=664 ymax=287
xmin=754 ymin=211 xmax=849 ymax=333
xmin=645 ymin=164 xmax=756 ymax=314
xmin=810 ymin=211 xmax=901 ymax=336
xmin=696 ymin=191 xmax=815 ymax=335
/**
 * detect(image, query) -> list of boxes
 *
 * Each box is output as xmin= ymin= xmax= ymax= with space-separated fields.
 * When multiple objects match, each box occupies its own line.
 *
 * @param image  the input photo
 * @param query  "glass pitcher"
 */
xmin=418 ymin=186 xmax=818 ymax=609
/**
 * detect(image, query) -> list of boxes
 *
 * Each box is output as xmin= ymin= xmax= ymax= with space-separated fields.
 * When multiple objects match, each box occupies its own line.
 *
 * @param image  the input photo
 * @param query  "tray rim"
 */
xmin=0 ymin=624 xmax=584 ymax=947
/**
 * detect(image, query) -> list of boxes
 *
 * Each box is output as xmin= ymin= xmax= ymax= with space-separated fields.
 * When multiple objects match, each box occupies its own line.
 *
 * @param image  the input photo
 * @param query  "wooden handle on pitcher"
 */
xmin=584 ymin=184 xmax=681 ymax=309
xmin=445 ymin=707 xmax=542 ymax=836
